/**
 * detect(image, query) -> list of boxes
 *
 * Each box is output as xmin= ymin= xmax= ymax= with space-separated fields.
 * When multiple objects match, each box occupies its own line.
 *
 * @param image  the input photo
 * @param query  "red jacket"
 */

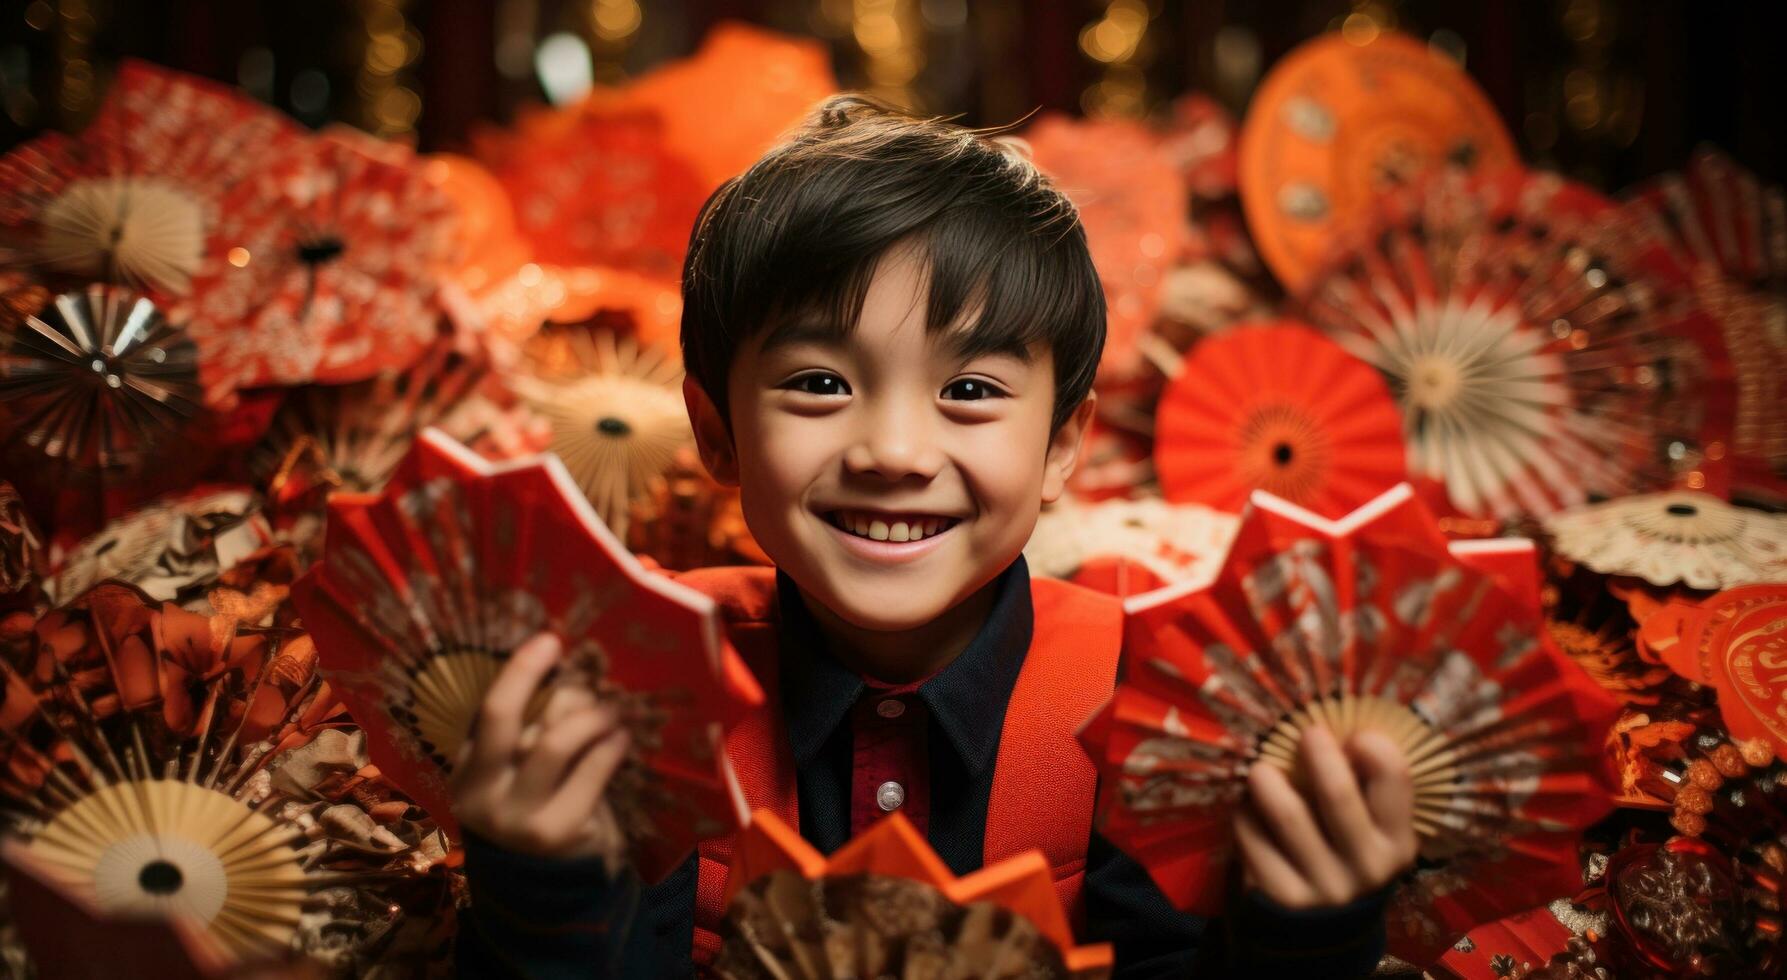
xmin=671 ymin=566 xmax=1125 ymax=967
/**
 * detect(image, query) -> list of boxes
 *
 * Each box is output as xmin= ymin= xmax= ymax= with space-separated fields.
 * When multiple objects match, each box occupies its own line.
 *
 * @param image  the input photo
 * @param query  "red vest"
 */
xmin=672 ymin=566 xmax=1124 ymax=968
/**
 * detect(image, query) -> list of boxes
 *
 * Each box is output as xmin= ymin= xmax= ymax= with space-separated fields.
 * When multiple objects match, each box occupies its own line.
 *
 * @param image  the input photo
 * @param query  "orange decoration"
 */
xmin=1025 ymin=114 xmax=1190 ymax=380
xmin=1155 ymin=321 xmax=1406 ymax=517
xmin=1676 ymin=584 xmax=1787 ymax=683
xmin=1238 ymin=30 xmax=1519 ymax=292
xmin=1709 ymin=601 xmax=1787 ymax=763
xmin=717 ymin=809 xmax=1112 ymax=978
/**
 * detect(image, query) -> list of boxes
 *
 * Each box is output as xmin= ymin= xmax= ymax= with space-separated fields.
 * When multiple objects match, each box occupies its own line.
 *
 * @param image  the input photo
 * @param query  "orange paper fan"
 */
xmin=1155 ymin=321 xmax=1407 ymax=517
xmin=1079 ymin=483 xmax=1619 ymax=963
xmin=716 ymin=810 xmax=1112 ymax=978
xmin=1238 ymin=29 xmax=1519 ymax=292
xmin=289 ymin=429 xmax=763 ymax=882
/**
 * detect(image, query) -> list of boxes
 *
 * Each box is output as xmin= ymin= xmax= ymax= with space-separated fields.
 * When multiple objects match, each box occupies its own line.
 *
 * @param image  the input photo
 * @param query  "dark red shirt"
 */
xmin=848 ymin=673 xmax=932 ymax=837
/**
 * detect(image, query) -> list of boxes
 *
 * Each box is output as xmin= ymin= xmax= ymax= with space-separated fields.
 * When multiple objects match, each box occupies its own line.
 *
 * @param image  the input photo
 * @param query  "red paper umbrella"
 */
xmin=175 ymin=128 xmax=462 ymax=391
xmin=1155 ymin=322 xmax=1406 ymax=517
xmin=290 ymin=428 xmax=764 ymax=882
xmin=1025 ymin=114 xmax=1191 ymax=379
xmin=1302 ymin=168 xmax=1731 ymax=519
xmin=1622 ymin=147 xmax=1787 ymax=500
xmin=1079 ymin=483 xmax=1619 ymax=963
xmin=0 ymin=60 xmax=296 ymax=300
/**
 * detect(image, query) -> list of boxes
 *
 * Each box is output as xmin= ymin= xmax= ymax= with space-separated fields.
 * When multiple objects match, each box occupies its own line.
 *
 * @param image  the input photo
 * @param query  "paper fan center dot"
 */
xmin=297 ymin=236 xmax=346 ymax=266
xmin=1666 ymin=502 xmax=1698 ymax=517
xmin=1406 ymin=355 xmax=1463 ymax=410
xmin=597 ymin=416 xmax=632 ymax=437
xmin=138 ymin=859 xmax=185 ymax=895
xmin=1273 ymin=442 xmax=1294 ymax=465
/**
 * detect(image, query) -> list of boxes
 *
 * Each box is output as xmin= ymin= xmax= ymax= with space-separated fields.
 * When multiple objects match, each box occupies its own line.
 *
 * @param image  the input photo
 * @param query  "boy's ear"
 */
xmin=682 ymin=376 xmax=740 ymax=487
xmin=1040 ymin=392 xmax=1097 ymax=506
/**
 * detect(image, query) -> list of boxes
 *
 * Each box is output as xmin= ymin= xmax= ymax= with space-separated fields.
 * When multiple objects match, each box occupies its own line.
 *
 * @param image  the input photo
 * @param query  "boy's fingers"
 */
xmin=512 ymin=702 xmax=622 ymax=804
xmin=1247 ymin=761 xmax=1352 ymax=903
xmin=468 ymin=633 xmax=562 ymax=771
xmin=1350 ymin=731 xmax=1418 ymax=861
xmin=1302 ymin=725 xmax=1380 ymax=868
xmin=1235 ymin=807 xmax=1315 ymax=909
xmin=537 ymin=728 xmax=634 ymax=840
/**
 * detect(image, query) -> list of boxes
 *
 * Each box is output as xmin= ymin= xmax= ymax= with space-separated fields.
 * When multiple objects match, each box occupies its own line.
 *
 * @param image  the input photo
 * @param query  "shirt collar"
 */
xmin=776 ymin=557 xmax=1034 ymax=777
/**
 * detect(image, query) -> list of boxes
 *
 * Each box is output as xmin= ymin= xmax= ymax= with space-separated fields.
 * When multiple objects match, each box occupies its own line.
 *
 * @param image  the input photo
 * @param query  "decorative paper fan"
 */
xmin=1432 ymin=905 xmax=1581 ymax=980
xmin=43 ymin=486 xmax=270 ymax=607
xmin=417 ymin=153 xmax=542 ymax=346
xmin=1621 ymin=147 xmax=1787 ymax=497
xmin=624 ymin=447 xmax=770 ymax=572
xmin=591 ymin=21 xmax=838 ymax=190
xmin=0 ymin=481 xmax=45 ymax=607
xmin=175 ymin=128 xmax=461 ymax=391
xmin=1302 ymin=168 xmax=1731 ymax=519
xmin=0 ymin=583 xmax=446 ymax=970
xmin=1708 ymin=600 xmax=1787 ymax=763
xmin=715 ymin=810 xmax=1112 ymax=979
xmin=1024 ymin=495 xmax=1238 ymax=596
xmin=0 ymin=60 xmax=296 ymax=298
xmin=288 ymin=428 xmax=762 ymax=881
xmin=513 ymin=328 xmax=692 ymax=538
xmin=1079 ymin=483 xmax=1619 ymax=962
xmin=1544 ymin=491 xmax=1787 ymax=590
xmin=0 ymin=285 xmax=202 ymax=471
xmin=472 ymin=105 xmax=706 ymax=281
xmin=1154 ymin=322 xmax=1407 ymax=517
xmin=1237 ymin=29 xmax=1519 ymax=293
xmin=1025 ymin=114 xmax=1191 ymax=379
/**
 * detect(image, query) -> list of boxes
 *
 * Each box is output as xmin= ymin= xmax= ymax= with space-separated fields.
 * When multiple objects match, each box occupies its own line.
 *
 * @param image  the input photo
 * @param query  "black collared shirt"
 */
xmin=458 ymin=559 xmax=1391 ymax=978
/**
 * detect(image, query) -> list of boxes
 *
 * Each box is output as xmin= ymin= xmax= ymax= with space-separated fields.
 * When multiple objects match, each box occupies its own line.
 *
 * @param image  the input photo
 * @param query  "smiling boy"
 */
xmin=453 ymin=96 xmax=1417 ymax=978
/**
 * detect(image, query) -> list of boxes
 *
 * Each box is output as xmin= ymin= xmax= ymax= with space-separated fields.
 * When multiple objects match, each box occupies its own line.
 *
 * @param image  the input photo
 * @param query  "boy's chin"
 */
xmin=809 ymin=576 xmax=969 ymax=633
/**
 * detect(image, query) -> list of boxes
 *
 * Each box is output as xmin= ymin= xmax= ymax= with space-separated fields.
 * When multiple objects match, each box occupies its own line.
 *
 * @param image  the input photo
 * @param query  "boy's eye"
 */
xmin=784 ymin=372 xmax=851 ymax=396
xmin=941 ymin=378 xmax=1006 ymax=401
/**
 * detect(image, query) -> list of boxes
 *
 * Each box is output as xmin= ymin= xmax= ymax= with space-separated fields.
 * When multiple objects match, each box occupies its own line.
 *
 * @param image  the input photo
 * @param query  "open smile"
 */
xmin=818 ymin=508 xmax=963 ymax=564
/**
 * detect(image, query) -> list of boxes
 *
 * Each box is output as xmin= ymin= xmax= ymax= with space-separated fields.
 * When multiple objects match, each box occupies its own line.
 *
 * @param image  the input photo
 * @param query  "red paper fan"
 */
xmin=1708 ymin=600 xmax=1787 ymax=763
xmin=1155 ymin=321 xmax=1406 ymax=517
xmin=1621 ymin=147 xmax=1786 ymax=499
xmin=1079 ymin=483 xmax=1619 ymax=962
xmin=0 ymin=60 xmax=296 ymax=302
xmin=1025 ymin=114 xmax=1191 ymax=379
xmin=176 ymin=128 xmax=461 ymax=391
xmin=289 ymin=428 xmax=763 ymax=882
xmin=1431 ymin=905 xmax=1579 ymax=980
xmin=1301 ymin=168 xmax=1732 ymax=519
xmin=717 ymin=810 xmax=1112 ymax=978
xmin=1671 ymin=585 xmax=1787 ymax=685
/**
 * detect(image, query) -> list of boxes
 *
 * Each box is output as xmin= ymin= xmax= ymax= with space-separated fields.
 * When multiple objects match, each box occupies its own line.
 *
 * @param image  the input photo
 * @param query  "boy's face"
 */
xmin=687 ymin=244 xmax=1092 ymax=633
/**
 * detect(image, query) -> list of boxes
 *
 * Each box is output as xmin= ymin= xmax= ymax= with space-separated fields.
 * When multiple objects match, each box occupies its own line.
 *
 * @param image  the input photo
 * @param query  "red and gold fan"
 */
xmin=1707 ymin=599 xmax=1787 ymax=764
xmin=1621 ymin=147 xmax=1787 ymax=502
xmin=1079 ymin=483 xmax=1620 ymax=962
xmin=1237 ymin=30 xmax=1520 ymax=294
xmin=715 ymin=810 xmax=1111 ymax=979
xmin=1154 ymin=321 xmax=1407 ymax=518
xmin=1301 ymin=168 xmax=1731 ymax=520
xmin=0 ymin=583 xmax=447 ymax=971
xmin=1026 ymin=114 xmax=1191 ymax=380
xmin=176 ymin=127 xmax=462 ymax=391
xmin=1431 ymin=905 xmax=1586 ymax=980
xmin=289 ymin=428 xmax=763 ymax=881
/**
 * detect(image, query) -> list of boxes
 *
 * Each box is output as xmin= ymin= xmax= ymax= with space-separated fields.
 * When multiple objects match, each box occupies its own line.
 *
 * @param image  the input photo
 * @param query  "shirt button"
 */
xmin=876 ymin=780 xmax=905 ymax=812
xmin=876 ymin=699 xmax=905 ymax=719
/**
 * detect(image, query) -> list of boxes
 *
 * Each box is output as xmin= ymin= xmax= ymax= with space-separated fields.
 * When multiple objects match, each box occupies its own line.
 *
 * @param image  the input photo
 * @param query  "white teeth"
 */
xmin=832 ymin=511 xmax=954 ymax=542
xmin=907 ymin=522 xmax=925 ymax=541
xmin=868 ymin=519 xmax=889 ymax=541
xmin=888 ymin=521 xmax=910 ymax=542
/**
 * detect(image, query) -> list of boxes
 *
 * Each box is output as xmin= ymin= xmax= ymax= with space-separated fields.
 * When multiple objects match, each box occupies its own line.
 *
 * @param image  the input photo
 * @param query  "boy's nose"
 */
xmin=842 ymin=405 xmax=944 ymax=482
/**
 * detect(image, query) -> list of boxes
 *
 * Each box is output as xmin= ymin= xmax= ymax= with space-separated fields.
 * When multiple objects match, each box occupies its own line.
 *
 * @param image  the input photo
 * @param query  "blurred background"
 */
xmin=3 ymin=0 xmax=1784 ymax=189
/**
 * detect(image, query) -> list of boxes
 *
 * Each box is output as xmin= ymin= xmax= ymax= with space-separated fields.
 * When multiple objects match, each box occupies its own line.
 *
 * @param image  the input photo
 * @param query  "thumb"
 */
xmin=1348 ymin=730 xmax=1415 ymax=841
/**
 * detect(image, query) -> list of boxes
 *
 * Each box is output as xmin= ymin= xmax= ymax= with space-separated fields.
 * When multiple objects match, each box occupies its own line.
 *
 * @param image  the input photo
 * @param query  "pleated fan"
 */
xmin=289 ymin=428 xmax=764 ymax=882
xmin=1078 ymin=483 xmax=1620 ymax=963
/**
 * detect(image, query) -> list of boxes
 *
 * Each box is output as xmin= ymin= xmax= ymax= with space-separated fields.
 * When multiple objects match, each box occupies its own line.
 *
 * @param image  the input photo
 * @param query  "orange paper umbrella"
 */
xmin=1026 ymin=114 xmax=1191 ymax=379
xmin=1079 ymin=483 xmax=1619 ymax=962
xmin=1544 ymin=491 xmax=1787 ymax=591
xmin=1302 ymin=169 xmax=1729 ymax=519
xmin=1154 ymin=321 xmax=1407 ymax=517
xmin=289 ymin=428 xmax=763 ymax=882
xmin=1238 ymin=30 xmax=1519 ymax=293
xmin=716 ymin=810 xmax=1112 ymax=979
xmin=1621 ymin=147 xmax=1787 ymax=501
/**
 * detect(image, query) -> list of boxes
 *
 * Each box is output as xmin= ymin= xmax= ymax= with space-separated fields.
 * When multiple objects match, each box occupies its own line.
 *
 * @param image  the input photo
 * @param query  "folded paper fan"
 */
xmin=0 ymin=583 xmax=444 ymax=970
xmin=1431 ymin=905 xmax=1581 ymax=980
xmin=289 ymin=428 xmax=762 ymax=882
xmin=1079 ymin=483 xmax=1619 ymax=962
xmin=715 ymin=810 xmax=1111 ymax=979
xmin=1154 ymin=322 xmax=1407 ymax=517
xmin=1302 ymin=168 xmax=1732 ymax=519
xmin=1621 ymin=147 xmax=1786 ymax=500
xmin=1543 ymin=491 xmax=1787 ymax=590
xmin=1237 ymin=30 xmax=1519 ymax=293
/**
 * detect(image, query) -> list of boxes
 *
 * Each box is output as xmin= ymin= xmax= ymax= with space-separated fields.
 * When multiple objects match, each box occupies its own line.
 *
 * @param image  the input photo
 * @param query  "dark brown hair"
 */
xmin=678 ymin=94 xmax=1105 ymax=432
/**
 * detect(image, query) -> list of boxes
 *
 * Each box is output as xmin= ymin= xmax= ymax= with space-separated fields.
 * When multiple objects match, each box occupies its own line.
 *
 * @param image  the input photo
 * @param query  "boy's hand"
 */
xmin=1235 ymin=724 xmax=1417 ymax=910
xmin=450 ymin=633 xmax=631 ymax=861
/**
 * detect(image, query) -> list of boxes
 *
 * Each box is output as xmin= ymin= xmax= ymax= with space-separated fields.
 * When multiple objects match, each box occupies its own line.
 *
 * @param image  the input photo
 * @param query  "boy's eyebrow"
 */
xmin=758 ymin=315 xmax=848 ymax=354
